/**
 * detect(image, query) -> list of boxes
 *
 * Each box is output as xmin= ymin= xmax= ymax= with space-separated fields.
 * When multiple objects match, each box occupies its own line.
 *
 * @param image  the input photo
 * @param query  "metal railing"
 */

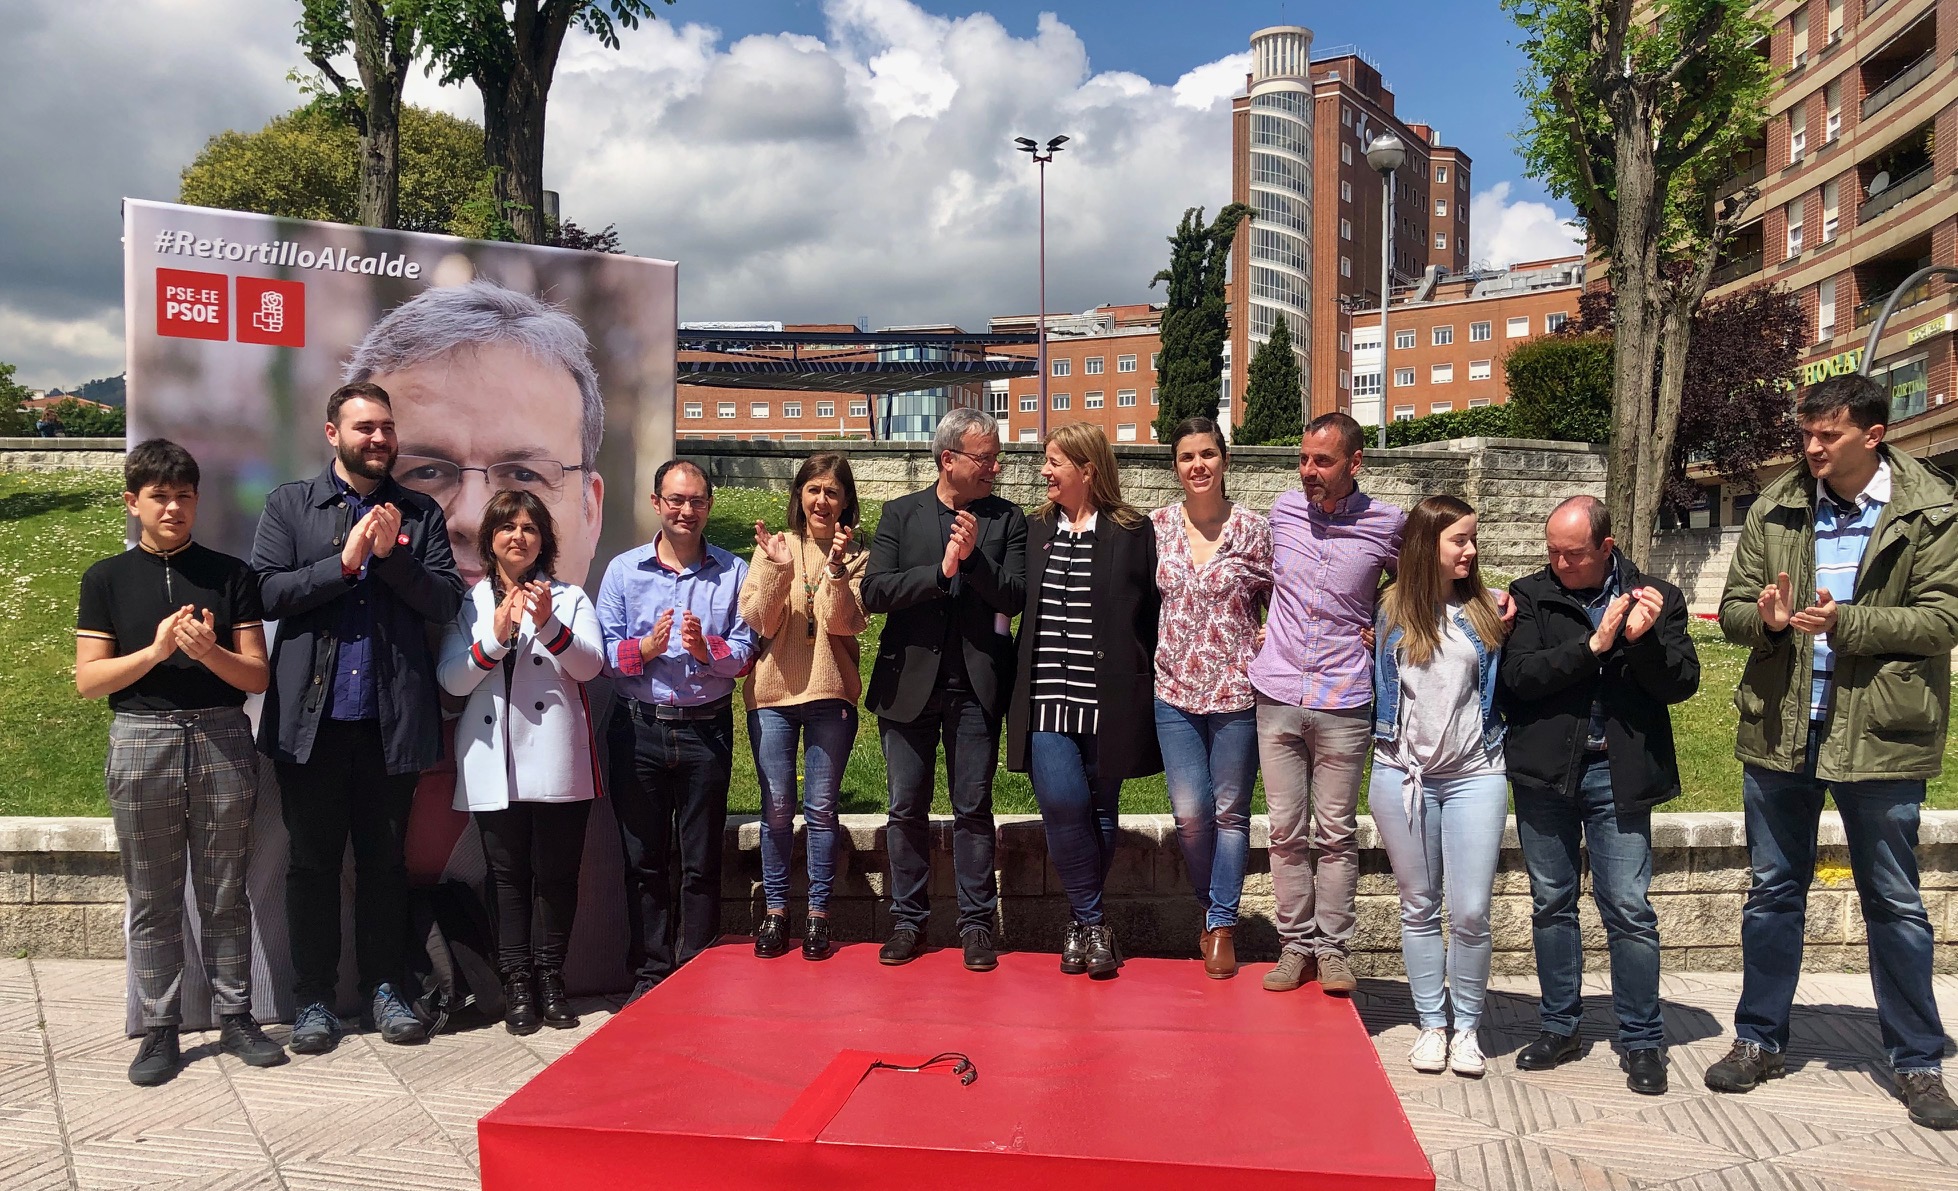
xmin=1719 ymin=158 xmax=1768 ymax=197
xmin=1855 ymin=277 xmax=1933 ymax=329
xmin=1863 ymin=48 xmax=1938 ymax=119
xmin=1711 ymin=251 xmax=1765 ymax=287
xmin=1860 ymin=159 xmax=1935 ymax=221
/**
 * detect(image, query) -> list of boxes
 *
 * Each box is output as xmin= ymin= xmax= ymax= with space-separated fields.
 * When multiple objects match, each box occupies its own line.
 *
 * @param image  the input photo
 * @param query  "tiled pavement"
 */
xmin=5 ymin=958 xmax=1957 ymax=1189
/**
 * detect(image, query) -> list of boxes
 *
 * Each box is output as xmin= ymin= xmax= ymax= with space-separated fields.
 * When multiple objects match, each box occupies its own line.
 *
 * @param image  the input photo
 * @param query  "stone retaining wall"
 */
xmin=9 ymin=812 xmax=1954 ymax=975
xmin=0 ymin=438 xmax=126 ymax=472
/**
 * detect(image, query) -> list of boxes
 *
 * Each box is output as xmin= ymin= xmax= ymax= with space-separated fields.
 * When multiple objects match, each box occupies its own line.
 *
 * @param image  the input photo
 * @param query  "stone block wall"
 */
xmin=0 ymin=819 xmax=126 ymax=960
xmin=0 ymin=438 xmax=126 ymax=472
xmin=1648 ymin=527 xmax=1744 ymax=614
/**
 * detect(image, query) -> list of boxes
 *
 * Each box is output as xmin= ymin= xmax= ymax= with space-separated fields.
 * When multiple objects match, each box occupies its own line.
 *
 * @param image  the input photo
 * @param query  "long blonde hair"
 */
xmin=1381 ymin=495 xmax=1507 ymax=667
xmin=1034 ymin=422 xmax=1145 ymax=529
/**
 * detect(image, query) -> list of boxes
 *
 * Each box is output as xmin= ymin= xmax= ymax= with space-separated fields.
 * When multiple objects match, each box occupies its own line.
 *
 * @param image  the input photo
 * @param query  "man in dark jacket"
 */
xmin=862 ymin=407 xmax=1026 ymax=972
xmin=251 ymin=381 xmax=465 ymax=1055
xmin=1499 ymin=495 xmax=1700 ymax=1095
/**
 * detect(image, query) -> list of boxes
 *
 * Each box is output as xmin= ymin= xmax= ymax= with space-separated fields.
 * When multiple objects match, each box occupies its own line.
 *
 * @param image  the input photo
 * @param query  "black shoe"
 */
xmin=961 ymin=928 xmax=998 ymax=972
xmin=128 ymin=1026 xmax=180 ymax=1087
xmin=1085 ymin=924 xmax=1120 ymax=979
xmin=538 ymin=969 xmax=577 ymax=1030
xmin=1514 ymin=1030 xmax=1582 ymax=1072
xmin=503 ymin=971 xmax=540 ymax=1036
xmin=218 ymin=1014 xmax=288 ymax=1068
xmin=1704 ymin=1039 xmax=1785 ymax=1093
xmin=1899 ymin=1070 xmax=1958 ymax=1130
xmin=755 ymin=913 xmax=791 ymax=959
xmin=802 ymin=915 xmax=834 ymax=961
xmin=1622 ymin=1047 xmax=1667 ymax=1095
xmin=1059 ymin=922 xmax=1088 ymax=975
xmin=879 ymin=927 xmax=925 ymax=966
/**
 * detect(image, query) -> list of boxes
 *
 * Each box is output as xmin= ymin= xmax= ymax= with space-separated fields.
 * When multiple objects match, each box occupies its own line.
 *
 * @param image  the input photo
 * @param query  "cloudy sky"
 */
xmin=0 ymin=0 xmax=1582 ymax=389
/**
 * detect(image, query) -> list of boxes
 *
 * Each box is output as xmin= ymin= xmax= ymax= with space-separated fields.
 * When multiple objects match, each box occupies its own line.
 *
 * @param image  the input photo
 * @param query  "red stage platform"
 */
xmin=479 ymin=941 xmax=1434 ymax=1190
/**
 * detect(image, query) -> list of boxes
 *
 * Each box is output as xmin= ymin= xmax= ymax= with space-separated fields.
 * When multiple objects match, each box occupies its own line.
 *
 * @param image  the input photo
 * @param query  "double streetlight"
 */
xmin=1016 ymin=135 xmax=1068 ymax=438
xmin=1365 ymin=132 xmax=1407 ymax=451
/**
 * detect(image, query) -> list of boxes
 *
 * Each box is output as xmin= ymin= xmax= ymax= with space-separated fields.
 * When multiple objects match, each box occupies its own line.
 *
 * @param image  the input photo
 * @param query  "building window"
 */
xmin=1824 ymin=79 xmax=1841 ymax=143
xmin=1432 ymin=325 xmax=1454 ymax=347
xmin=1827 ymin=0 xmax=1843 ymax=41
xmin=1545 ymin=312 xmax=1568 ymax=333
xmin=1468 ymin=359 xmax=1492 ymax=381
xmin=783 ymin=433 xmax=803 ymax=442
xmin=1341 ymin=179 xmax=1352 ymax=203
xmin=1019 ymin=428 xmax=1038 ymax=442
xmin=1052 ymin=358 xmax=1070 ymax=377
xmin=1049 ymin=393 xmax=1069 ymax=410
xmin=1790 ymin=7 xmax=1808 ymax=67
xmin=717 ymin=402 xmax=736 ymax=419
xmin=1353 ymin=371 xmax=1382 ymax=397
xmin=1339 ymin=256 xmax=1352 ymax=278
xmin=1338 ymin=331 xmax=1349 ymax=352
xmin=1817 ymin=276 xmax=1837 ymax=342
xmin=750 ymin=402 xmax=769 ymax=419
xmin=1085 ymin=356 xmax=1104 ymax=375
xmin=683 ymin=402 xmax=703 ymax=419
xmin=1434 ymin=232 xmax=1448 ymax=250
xmin=1020 ymin=395 xmax=1038 ymax=412
xmin=1467 ymin=397 xmax=1491 ymax=408
xmin=1469 ymin=321 xmax=1491 ymax=341
xmin=1393 ymin=405 xmax=1416 ymax=421
xmin=718 ymin=435 xmax=737 ymax=441
xmin=1394 ymin=367 xmax=1416 ymax=387
xmin=1085 ymin=391 xmax=1104 ymax=409
xmin=1821 ymin=179 xmax=1839 ymax=242
xmin=1117 ymin=389 xmax=1138 ymax=407
xmin=1785 ymin=199 xmax=1804 ymax=258
xmin=817 ymin=401 xmax=836 ymax=418
xmin=1340 ymin=218 xmax=1352 ymax=241
xmin=1117 ymin=354 xmax=1137 ymax=372
xmin=849 ymin=400 xmax=868 ymax=417
xmin=1430 ymin=402 xmax=1453 ymax=414
xmin=1116 ymin=424 xmax=1137 ymax=442
xmin=1507 ymin=316 xmax=1530 ymax=338
xmin=1150 ymin=352 xmax=1161 ymax=371
xmin=1395 ymin=329 xmax=1416 ymax=350
xmin=1435 ymin=199 xmax=1447 ymax=217
xmin=1341 ymin=142 xmax=1352 ymax=165
xmin=1342 ymin=105 xmax=1352 ymax=127
xmin=1789 ymin=97 xmax=1806 ymax=162
xmin=750 ymin=434 xmax=771 ymax=441
xmin=783 ymin=402 xmax=802 ymax=419
xmin=1150 ymin=387 xmax=1160 ymax=405
xmin=1431 ymin=363 xmax=1454 ymax=384
xmin=1339 ymin=368 xmax=1350 ymax=390
xmin=1435 ymin=165 xmax=1448 ymax=184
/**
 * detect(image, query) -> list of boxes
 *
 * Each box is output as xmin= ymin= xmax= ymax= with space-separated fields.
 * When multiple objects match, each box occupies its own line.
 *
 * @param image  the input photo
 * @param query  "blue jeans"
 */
xmin=1515 ymin=756 xmax=1662 ymax=1049
xmin=1370 ymin=762 xmax=1510 ymax=1034
xmin=1736 ymin=733 xmax=1944 ymax=1072
xmin=749 ymin=701 xmax=857 ymax=914
xmin=1154 ymin=701 xmax=1256 ymax=929
xmin=1029 ymin=732 xmax=1122 ymax=925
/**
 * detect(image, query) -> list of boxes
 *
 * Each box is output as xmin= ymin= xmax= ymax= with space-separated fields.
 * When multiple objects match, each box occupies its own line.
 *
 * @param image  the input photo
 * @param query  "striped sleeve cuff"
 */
xmin=469 ymin=641 xmax=498 ymax=671
xmin=542 ymin=621 xmax=574 ymax=656
xmin=617 ymin=636 xmax=645 ymax=677
xmin=75 ymin=629 xmax=117 ymax=641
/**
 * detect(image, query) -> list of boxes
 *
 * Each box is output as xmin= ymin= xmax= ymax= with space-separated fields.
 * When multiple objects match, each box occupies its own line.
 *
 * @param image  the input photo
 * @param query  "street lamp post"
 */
xmin=1365 ymin=133 xmax=1407 ymax=452
xmin=1016 ymin=135 xmax=1069 ymax=439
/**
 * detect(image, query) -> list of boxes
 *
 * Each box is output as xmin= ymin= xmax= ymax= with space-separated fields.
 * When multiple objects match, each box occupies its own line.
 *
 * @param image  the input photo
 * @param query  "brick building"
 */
xmin=677 ymin=324 xmax=877 ymax=441
xmin=988 ymin=304 xmax=1166 ymax=444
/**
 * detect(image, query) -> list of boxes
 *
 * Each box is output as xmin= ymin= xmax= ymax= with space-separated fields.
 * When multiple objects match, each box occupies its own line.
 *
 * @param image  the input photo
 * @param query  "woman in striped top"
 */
xmin=1007 ymin=423 xmax=1162 ymax=978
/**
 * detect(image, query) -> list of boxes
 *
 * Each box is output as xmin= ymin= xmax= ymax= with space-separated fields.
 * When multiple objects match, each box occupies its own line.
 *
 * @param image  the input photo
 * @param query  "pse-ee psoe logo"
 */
xmin=155 ymin=269 xmax=306 ymax=348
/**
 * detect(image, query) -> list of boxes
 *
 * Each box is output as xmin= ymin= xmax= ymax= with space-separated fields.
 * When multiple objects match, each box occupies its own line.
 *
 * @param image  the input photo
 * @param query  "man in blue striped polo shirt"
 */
xmin=1712 ymin=373 xmax=1958 ymax=1130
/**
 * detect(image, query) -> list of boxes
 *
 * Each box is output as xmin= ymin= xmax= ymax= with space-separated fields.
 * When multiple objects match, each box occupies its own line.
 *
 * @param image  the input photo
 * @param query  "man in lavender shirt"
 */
xmin=1252 ymin=412 xmax=1403 ymax=996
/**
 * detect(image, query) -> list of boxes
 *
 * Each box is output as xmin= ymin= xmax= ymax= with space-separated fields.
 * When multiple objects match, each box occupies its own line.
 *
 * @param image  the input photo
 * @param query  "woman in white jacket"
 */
xmin=438 ymin=490 xmax=604 ymax=1035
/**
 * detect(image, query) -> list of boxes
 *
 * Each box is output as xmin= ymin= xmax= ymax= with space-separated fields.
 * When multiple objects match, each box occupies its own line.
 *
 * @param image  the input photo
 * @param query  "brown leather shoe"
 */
xmin=1262 ymin=949 xmax=1315 ymax=991
xmin=1200 ymin=927 xmax=1237 ymax=979
xmin=1317 ymin=951 xmax=1358 ymax=994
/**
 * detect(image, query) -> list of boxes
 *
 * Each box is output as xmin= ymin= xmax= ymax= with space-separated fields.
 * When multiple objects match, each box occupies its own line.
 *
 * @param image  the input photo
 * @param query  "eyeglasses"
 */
xmin=658 ymin=495 xmax=712 ymax=512
xmin=947 ymin=449 xmax=1005 ymax=470
xmin=394 ymin=454 xmax=586 ymax=499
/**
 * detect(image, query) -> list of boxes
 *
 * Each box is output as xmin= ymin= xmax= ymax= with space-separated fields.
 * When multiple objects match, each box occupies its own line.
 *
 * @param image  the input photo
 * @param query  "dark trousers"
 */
xmin=274 ymin=718 xmax=417 ymax=1006
xmin=879 ymin=689 xmax=999 ymax=934
xmin=607 ymin=708 xmax=734 ymax=986
xmin=474 ymin=800 xmax=593 ymax=975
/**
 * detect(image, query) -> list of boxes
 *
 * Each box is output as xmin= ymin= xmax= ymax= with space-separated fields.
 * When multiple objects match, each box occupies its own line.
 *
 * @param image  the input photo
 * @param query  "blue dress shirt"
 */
xmin=596 ymin=536 xmax=757 ymax=707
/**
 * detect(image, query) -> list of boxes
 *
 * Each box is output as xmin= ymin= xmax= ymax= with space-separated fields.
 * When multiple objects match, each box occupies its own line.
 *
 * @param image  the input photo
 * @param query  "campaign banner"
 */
xmin=122 ymin=199 xmax=677 ymax=1029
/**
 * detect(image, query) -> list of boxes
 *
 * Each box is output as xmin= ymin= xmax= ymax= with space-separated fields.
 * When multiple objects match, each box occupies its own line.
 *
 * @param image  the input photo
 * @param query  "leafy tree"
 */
xmin=1507 ymin=0 xmax=1773 ymax=563
xmin=0 ymin=363 xmax=32 ymax=437
xmin=299 ymin=0 xmax=419 ymax=228
xmin=1237 ymin=312 xmax=1302 ymax=445
xmin=47 ymin=398 xmax=126 ymax=438
xmin=409 ymin=0 xmax=672 ymax=244
xmin=1149 ymin=203 xmax=1251 ymax=443
xmin=181 ymin=101 xmax=489 ymax=235
xmin=75 ymin=374 xmax=126 ymax=407
xmin=1504 ymin=331 xmax=1614 ymax=444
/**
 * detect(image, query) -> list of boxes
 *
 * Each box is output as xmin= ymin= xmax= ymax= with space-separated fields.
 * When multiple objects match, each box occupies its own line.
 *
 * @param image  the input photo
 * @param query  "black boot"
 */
xmin=503 ymin=970 xmax=540 ymax=1036
xmin=539 ymin=968 xmax=577 ymax=1030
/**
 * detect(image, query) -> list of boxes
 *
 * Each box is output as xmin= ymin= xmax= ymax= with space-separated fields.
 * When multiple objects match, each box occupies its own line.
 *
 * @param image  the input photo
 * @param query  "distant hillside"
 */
xmin=59 ymin=374 xmax=125 ymax=407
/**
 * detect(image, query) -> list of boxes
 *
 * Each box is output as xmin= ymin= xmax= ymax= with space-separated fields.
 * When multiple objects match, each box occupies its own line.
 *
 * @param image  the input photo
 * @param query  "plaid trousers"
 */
xmin=106 ymin=708 xmax=259 ymax=1027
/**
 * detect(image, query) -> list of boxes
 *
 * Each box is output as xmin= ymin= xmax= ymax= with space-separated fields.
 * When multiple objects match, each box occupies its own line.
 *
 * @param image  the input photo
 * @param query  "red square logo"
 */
xmin=156 ymin=268 xmax=228 ymax=341
xmin=235 ymin=276 xmax=306 ymax=348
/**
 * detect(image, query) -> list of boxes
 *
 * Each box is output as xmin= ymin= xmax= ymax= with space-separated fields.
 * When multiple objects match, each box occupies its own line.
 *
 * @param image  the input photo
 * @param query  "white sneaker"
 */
xmin=1449 ymin=1029 xmax=1486 ymax=1078
xmin=1408 ymin=1028 xmax=1449 ymax=1073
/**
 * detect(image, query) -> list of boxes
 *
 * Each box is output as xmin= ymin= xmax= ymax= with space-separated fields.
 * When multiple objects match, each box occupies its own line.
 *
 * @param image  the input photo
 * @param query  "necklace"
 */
xmin=799 ymin=536 xmax=823 ymax=641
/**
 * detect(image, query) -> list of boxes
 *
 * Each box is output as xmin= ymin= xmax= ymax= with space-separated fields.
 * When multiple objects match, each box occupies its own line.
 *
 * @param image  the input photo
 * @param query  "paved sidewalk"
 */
xmin=4 ymin=958 xmax=1956 ymax=1189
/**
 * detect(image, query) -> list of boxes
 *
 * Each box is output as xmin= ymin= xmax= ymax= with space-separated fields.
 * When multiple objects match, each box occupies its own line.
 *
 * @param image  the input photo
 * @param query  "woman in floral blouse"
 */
xmin=1151 ymin=416 xmax=1273 ymax=979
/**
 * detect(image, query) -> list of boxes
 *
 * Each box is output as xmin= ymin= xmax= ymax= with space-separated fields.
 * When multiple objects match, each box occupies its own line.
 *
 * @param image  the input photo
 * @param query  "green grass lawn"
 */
xmin=8 ymin=468 xmax=1957 ymax=817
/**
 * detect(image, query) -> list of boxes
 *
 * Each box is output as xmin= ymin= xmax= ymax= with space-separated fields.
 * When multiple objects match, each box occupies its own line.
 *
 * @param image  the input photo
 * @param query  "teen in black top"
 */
xmin=77 ymin=541 xmax=264 ymax=712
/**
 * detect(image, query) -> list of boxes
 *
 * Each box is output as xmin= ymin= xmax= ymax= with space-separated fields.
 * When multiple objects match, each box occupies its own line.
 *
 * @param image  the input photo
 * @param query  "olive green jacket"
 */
xmin=1719 ymin=445 xmax=1958 ymax=781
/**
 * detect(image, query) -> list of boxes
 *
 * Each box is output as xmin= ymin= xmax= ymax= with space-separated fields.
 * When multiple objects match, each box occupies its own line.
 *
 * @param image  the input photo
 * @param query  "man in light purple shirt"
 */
xmin=1251 ymin=412 xmax=1404 ymax=996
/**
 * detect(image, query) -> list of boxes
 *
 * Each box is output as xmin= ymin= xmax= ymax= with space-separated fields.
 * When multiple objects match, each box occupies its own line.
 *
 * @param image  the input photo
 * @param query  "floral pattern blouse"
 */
xmin=1151 ymin=501 xmax=1273 ymax=714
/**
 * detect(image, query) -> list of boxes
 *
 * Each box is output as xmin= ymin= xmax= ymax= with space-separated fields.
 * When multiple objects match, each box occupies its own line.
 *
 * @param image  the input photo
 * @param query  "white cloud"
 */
xmin=1468 ymin=181 xmax=1585 ymax=269
xmin=0 ymin=304 xmax=124 ymax=389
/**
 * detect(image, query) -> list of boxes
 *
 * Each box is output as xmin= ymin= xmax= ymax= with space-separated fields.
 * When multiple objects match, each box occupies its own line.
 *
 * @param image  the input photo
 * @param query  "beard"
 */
xmin=338 ymin=438 xmax=395 ymax=481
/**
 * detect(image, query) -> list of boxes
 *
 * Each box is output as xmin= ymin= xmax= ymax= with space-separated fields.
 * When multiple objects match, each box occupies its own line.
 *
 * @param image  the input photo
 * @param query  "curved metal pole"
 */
xmin=1858 ymin=264 xmax=1958 ymax=377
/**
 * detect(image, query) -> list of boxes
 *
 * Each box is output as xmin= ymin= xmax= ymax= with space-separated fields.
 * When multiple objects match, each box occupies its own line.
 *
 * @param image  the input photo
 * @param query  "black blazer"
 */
xmin=1006 ymin=509 xmax=1163 ymax=780
xmin=1498 ymin=551 xmax=1701 ymax=813
xmin=250 ymin=466 xmax=466 ymax=774
xmin=861 ymin=488 xmax=1028 ymax=723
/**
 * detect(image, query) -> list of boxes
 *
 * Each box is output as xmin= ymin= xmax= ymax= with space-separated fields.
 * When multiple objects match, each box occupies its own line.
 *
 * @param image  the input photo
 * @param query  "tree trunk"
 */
xmin=1639 ymin=244 xmax=1725 ymax=559
xmin=348 ymin=0 xmax=404 ymax=229
xmin=1606 ymin=88 xmax=1667 ymax=565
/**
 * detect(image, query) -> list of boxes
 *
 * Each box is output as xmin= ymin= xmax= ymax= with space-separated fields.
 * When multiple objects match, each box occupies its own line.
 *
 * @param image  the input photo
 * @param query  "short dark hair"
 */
xmin=654 ymin=458 xmax=712 ymax=500
xmin=1169 ymin=416 xmax=1229 ymax=458
xmin=478 ymin=489 xmax=560 ymax=587
xmin=125 ymin=438 xmax=199 ymax=495
xmin=1303 ymin=411 xmax=1365 ymax=455
xmin=1797 ymin=373 xmax=1888 ymax=431
xmin=327 ymin=381 xmax=392 ymax=426
xmin=787 ymin=453 xmax=859 ymax=536
xmin=1552 ymin=494 xmax=1612 ymax=547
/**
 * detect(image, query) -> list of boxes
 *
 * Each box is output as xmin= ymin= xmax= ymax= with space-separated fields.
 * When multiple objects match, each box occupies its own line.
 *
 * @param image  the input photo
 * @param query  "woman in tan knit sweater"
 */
xmin=738 ymin=453 xmax=869 ymax=961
